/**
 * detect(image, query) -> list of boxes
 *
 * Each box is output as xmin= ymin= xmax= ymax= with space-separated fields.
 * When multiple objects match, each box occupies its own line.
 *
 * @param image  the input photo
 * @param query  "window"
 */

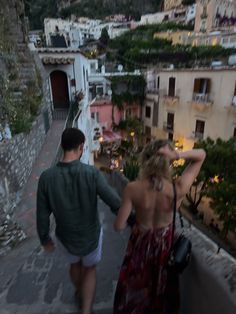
xmin=157 ymin=76 xmax=160 ymax=90
xmin=145 ymin=126 xmax=151 ymax=135
xmin=195 ymin=120 xmax=205 ymax=139
xmin=145 ymin=126 xmax=151 ymax=143
xmin=234 ymin=127 xmax=236 ymax=137
xmin=145 ymin=106 xmax=151 ymax=118
xmin=232 ymin=82 xmax=236 ymax=106
xmin=126 ymin=108 xmax=132 ymax=118
xmin=91 ymin=112 xmax=99 ymax=122
xmin=152 ymin=101 xmax=159 ymax=127
xmin=96 ymin=86 xmax=103 ymax=96
xmin=83 ymin=66 xmax=86 ymax=89
xmin=194 ymin=78 xmax=211 ymax=94
xmin=193 ymin=78 xmax=211 ymax=102
xmin=167 ymin=112 xmax=174 ymax=131
xmin=168 ymin=132 xmax=173 ymax=141
xmin=168 ymin=77 xmax=176 ymax=97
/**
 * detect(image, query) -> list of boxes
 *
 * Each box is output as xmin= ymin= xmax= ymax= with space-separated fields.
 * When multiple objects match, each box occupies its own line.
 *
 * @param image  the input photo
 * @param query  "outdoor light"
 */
xmin=99 ymin=136 xmax=104 ymax=142
xmin=130 ymin=131 xmax=135 ymax=137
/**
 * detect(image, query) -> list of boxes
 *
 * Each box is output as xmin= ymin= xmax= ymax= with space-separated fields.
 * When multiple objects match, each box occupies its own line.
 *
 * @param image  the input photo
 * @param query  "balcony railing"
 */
xmin=193 ymin=93 xmax=210 ymax=102
xmin=225 ymin=103 xmax=236 ymax=114
xmin=191 ymin=93 xmax=213 ymax=112
xmin=192 ymin=131 xmax=204 ymax=140
xmin=163 ymin=95 xmax=179 ymax=108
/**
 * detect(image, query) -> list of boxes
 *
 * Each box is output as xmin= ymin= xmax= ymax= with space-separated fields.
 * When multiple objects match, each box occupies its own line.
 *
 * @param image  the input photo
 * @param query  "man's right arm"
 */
xmin=95 ymin=170 xmax=121 ymax=215
xmin=36 ymin=174 xmax=53 ymax=247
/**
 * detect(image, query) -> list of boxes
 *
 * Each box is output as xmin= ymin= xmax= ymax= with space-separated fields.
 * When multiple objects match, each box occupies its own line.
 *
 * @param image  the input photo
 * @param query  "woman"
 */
xmin=113 ymin=140 xmax=206 ymax=314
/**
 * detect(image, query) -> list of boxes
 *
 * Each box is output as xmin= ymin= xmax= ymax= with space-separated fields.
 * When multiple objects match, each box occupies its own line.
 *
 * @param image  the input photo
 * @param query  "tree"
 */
xmin=99 ymin=27 xmax=110 ymax=50
xmin=206 ymin=138 xmax=236 ymax=238
xmin=207 ymin=181 xmax=236 ymax=238
xmin=175 ymin=137 xmax=235 ymax=215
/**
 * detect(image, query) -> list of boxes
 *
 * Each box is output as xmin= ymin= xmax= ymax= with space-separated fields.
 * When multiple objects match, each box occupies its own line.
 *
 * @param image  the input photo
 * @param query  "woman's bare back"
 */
xmin=129 ymin=179 xmax=174 ymax=229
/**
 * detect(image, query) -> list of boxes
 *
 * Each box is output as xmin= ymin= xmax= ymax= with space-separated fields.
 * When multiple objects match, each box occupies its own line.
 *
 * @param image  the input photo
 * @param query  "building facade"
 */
xmin=143 ymin=67 xmax=236 ymax=149
xmin=37 ymin=48 xmax=95 ymax=164
xmin=194 ymin=0 xmax=236 ymax=33
xmin=164 ymin=0 xmax=183 ymax=11
xmin=44 ymin=18 xmax=130 ymax=48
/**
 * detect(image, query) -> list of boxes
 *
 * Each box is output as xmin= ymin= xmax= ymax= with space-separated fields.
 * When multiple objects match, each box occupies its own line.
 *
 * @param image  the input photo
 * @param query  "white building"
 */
xmin=137 ymin=5 xmax=196 ymax=27
xmin=185 ymin=4 xmax=197 ymax=24
xmin=138 ymin=11 xmax=173 ymax=26
xmin=37 ymin=47 xmax=95 ymax=164
xmin=44 ymin=18 xmax=84 ymax=48
xmin=44 ymin=18 xmax=130 ymax=48
xmin=28 ymin=30 xmax=43 ymax=47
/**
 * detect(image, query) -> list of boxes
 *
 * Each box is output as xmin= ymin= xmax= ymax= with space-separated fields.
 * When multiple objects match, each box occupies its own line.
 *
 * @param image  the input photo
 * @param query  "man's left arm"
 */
xmin=95 ymin=170 xmax=121 ymax=215
xmin=36 ymin=175 xmax=54 ymax=251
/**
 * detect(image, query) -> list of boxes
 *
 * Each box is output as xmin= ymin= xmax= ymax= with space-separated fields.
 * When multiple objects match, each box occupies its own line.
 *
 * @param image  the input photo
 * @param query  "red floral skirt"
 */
xmin=113 ymin=224 xmax=179 ymax=314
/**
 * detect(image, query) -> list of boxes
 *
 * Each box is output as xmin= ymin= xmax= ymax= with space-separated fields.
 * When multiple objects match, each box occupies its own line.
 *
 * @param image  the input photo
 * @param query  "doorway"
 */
xmin=50 ymin=70 xmax=70 ymax=109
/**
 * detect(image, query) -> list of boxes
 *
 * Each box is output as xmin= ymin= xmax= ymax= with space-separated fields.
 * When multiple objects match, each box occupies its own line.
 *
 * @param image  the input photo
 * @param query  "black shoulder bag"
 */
xmin=168 ymin=182 xmax=192 ymax=274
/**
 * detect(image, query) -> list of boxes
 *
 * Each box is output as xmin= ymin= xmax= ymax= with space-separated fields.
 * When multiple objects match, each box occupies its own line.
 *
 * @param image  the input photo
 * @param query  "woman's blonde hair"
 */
xmin=139 ymin=139 xmax=174 ymax=188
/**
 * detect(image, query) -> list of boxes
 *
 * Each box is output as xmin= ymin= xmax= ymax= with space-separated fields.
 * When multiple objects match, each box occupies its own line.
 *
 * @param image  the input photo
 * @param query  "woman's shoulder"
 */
xmin=126 ymin=179 xmax=153 ymax=194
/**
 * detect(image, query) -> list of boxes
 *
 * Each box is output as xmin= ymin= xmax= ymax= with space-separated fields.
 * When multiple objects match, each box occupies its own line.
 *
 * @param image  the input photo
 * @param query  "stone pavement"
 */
xmin=0 ymin=121 xmax=129 ymax=313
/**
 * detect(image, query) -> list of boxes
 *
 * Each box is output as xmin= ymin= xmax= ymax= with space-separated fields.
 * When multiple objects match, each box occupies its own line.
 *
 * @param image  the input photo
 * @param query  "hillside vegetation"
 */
xmin=24 ymin=0 xmax=163 ymax=29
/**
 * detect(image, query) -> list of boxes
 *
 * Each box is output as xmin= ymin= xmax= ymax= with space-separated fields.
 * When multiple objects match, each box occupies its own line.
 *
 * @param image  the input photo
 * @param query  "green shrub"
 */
xmin=123 ymin=159 xmax=140 ymax=181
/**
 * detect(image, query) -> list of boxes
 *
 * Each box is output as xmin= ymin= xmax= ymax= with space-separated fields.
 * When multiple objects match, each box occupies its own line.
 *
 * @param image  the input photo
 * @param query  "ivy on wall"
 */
xmin=111 ymin=75 xmax=146 ymax=109
xmin=0 ymin=6 xmax=43 ymax=135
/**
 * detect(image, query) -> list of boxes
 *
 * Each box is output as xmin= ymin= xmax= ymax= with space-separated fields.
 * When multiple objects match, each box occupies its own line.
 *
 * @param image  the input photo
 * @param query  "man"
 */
xmin=37 ymin=128 xmax=121 ymax=314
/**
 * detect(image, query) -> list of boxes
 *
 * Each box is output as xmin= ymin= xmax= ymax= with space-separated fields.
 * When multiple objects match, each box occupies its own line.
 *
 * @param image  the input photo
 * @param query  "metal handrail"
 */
xmin=51 ymin=101 xmax=79 ymax=166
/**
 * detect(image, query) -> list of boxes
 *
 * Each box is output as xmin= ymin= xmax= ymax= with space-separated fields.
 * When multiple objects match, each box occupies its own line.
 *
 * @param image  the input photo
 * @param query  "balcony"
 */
xmin=163 ymin=122 xmax=174 ymax=132
xmin=191 ymin=93 xmax=213 ymax=112
xmin=225 ymin=96 xmax=236 ymax=114
xmin=191 ymin=131 xmax=204 ymax=140
xmin=163 ymin=95 xmax=179 ymax=108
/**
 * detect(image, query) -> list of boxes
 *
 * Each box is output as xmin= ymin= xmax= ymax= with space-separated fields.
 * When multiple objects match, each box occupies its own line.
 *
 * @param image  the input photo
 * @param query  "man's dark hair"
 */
xmin=61 ymin=128 xmax=85 ymax=151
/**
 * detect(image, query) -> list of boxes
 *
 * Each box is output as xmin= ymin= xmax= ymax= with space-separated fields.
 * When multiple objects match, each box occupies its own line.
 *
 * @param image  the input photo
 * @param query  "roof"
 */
xmin=102 ymin=130 xmax=122 ymax=143
xmin=37 ymin=47 xmax=87 ymax=58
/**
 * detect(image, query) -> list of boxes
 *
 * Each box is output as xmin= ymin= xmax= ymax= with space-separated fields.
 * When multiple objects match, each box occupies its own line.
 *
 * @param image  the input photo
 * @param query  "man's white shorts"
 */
xmin=56 ymin=228 xmax=103 ymax=267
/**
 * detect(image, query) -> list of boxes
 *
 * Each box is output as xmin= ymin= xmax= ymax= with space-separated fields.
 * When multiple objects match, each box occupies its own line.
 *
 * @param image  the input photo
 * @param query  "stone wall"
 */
xmin=0 ymin=0 xmax=52 ymax=219
xmin=0 ymin=111 xmax=49 ymax=215
xmin=0 ymin=0 xmax=52 ymax=252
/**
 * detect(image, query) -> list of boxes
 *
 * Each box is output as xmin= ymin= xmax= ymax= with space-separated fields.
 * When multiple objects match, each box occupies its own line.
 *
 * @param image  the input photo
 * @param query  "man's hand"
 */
xmin=43 ymin=240 xmax=55 ymax=253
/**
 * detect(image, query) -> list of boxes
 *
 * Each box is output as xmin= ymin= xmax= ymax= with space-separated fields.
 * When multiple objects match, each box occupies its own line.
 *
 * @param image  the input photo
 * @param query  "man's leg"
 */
xmin=70 ymin=261 xmax=83 ymax=299
xmin=80 ymin=265 xmax=97 ymax=314
xmin=80 ymin=228 xmax=103 ymax=314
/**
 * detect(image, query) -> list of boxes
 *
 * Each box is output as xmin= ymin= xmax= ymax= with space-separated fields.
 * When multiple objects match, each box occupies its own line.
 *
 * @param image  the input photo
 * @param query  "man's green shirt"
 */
xmin=37 ymin=160 xmax=121 ymax=256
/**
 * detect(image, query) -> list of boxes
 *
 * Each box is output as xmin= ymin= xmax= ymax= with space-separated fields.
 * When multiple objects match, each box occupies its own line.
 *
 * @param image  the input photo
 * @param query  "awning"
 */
xmin=102 ymin=130 xmax=122 ymax=143
xmin=42 ymin=57 xmax=74 ymax=65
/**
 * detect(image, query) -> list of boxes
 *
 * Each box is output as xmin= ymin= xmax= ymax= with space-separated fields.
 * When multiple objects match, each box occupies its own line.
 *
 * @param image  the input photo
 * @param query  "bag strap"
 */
xmin=170 ymin=181 xmax=177 ymax=249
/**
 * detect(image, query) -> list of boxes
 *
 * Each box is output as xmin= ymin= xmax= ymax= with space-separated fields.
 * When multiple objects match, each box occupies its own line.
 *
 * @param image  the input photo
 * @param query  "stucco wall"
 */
xmin=90 ymin=100 xmax=122 ymax=129
xmin=156 ymin=69 xmax=236 ymax=149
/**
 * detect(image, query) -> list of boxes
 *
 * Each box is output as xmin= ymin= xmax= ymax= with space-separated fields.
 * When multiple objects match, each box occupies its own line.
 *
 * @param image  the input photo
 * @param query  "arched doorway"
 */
xmin=50 ymin=70 xmax=70 ymax=109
